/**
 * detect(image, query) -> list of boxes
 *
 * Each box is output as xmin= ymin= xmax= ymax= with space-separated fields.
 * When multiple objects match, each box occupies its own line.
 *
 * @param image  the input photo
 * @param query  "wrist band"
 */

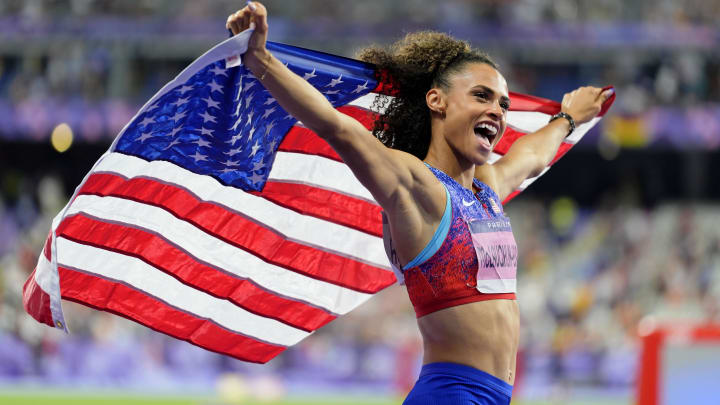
xmin=549 ymin=112 xmax=576 ymax=137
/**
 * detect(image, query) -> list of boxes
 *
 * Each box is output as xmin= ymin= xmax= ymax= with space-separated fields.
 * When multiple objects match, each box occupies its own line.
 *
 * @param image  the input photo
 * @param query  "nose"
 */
xmin=487 ymin=101 xmax=503 ymax=120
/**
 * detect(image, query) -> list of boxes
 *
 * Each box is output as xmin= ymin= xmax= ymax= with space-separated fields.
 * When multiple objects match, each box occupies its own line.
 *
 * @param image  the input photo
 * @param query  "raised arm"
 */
xmin=227 ymin=2 xmax=425 ymax=210
xmin=476 ymin=86 xmax=613 ymax=200
xmin=226 ymin=3 xmax=447 ymax=259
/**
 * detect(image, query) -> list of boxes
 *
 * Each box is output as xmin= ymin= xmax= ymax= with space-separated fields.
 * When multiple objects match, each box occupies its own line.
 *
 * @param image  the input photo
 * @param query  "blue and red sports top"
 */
xmin=382 ymin=164 xmax=518 ymax=318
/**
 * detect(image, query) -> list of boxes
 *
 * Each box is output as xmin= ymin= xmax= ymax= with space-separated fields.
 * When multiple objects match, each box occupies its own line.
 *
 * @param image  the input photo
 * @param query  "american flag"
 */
xmin=22 ymin=30 xmax=614 ymax=363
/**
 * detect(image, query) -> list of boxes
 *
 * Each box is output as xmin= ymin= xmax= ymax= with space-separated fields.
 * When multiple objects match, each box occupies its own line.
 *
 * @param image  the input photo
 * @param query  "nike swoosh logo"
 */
xmin=462 ymin=199 xmax=475 ymax=207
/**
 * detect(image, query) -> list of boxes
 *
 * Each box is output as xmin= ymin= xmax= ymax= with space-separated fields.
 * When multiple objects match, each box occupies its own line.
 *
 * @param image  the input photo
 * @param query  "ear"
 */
xmin=426 ymin=88 xmax=446 ymax=117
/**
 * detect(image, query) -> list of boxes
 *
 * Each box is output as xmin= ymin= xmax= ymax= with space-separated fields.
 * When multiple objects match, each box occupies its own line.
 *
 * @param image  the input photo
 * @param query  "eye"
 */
xmin=500 ymin=101 xmax=510 ymax=111
xmin=474 ymin=91 xmax=488 ymax=100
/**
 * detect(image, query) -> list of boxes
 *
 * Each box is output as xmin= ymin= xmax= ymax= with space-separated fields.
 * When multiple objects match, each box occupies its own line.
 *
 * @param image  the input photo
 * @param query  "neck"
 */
xmin=424 ymin=139 xmax=476 ymax=190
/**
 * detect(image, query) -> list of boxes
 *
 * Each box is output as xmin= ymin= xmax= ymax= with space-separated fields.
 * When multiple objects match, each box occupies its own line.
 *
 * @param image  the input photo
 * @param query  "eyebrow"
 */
xmin=472 ymin=85 xmax=511 ymax=106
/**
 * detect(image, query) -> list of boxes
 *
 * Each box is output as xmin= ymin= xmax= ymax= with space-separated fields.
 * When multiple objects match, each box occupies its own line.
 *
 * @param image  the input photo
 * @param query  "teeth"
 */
xmin=475 ymin=123 xmax=498 ymax=136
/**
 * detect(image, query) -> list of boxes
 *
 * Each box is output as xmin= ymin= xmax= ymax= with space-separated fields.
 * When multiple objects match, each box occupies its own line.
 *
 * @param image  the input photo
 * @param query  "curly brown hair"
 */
xmin=357 ymin=31 xmax=498 ymax=160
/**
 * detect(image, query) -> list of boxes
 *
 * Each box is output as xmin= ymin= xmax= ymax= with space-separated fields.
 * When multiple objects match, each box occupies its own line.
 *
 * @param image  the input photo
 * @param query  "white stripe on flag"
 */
xmin=63 ymin=194 xmax=373 ymax=315
xmin=34 ymin=251 xmax=55 ymax=299
xmin=269 ymin=151 xmax=376 ymax=202
xmin=507 ymin=111 xmax=602 ymax=145
xmin=488 ymin=152 xmax=503 ymax=164
xmin=55 ymin=237 xmax=310 ymax=346
xmin=347 ymin=92 xmax=384 ymax=113
xmin=506 ymin=111 xmax=551 ymax=133
xmin=566 ymin=116 xmax=601 ymax=144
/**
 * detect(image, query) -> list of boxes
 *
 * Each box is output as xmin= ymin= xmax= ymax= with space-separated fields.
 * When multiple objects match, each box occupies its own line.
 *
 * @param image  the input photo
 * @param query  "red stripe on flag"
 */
xmin=78 ymin=173 xmax=395 ymax=294
xmin=508 ymin=91 xmax=561 ymax=115
xmin=599 ymin=86 xmax=616 ymax=116
xmin=279 ymin=127 xmax=340 ymax=161
xmin=58 ymin=266 xmax=285 ymax=363
xmin=256 ymin=181 xmax=382 ymax=238
xmin=56 ymin=214 xmax=337 ymax=331
xmin=338 ymin=105 xmax=377 ymax=130
xmin=550 ymin=142 xmax=574 ymax=166
xmin=372 ymin=70 xmax=399 ymax=96
xmin=43 ymin=230 xmax=52 ymax=261
xmin=278 ymin=105 xmax=377 ymax=162
xmin=502 ymin=190 xmax=521 ymax=205
xmin=22 ymin=269 xmax=55 ymax=327
xmin=493 ymin=127 xmax=527 ymax=156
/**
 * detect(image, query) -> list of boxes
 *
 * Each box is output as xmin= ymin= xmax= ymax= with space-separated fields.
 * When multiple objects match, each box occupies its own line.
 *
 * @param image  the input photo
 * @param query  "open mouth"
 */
xmin=474 ymin=122 xmax=499 ymax=145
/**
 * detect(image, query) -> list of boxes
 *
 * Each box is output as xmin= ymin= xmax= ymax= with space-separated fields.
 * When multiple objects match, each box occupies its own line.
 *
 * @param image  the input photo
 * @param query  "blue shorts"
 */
xmin=403 ymin=362 xmax=513 ymax=405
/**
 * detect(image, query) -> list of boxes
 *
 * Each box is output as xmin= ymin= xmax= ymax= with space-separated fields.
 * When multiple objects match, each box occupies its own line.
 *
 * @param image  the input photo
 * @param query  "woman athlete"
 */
xmin=227 ymin=3 xmax=612 ymax=404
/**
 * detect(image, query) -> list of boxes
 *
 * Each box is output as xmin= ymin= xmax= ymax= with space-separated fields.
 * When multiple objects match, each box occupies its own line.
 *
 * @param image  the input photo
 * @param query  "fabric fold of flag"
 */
xmin=23 ymin=29 xmax=615 ymax=363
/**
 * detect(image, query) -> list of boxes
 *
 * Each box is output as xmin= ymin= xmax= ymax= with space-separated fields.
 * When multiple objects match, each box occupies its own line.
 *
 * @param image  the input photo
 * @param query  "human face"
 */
xmin=439 ymin=63 xmax=509 ymax=165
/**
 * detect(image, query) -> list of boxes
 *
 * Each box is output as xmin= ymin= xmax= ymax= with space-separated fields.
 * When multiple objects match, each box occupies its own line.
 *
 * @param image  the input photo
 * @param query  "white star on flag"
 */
xmin=209 ymin=66 xmax=228 ymax=77
xmin=208 ymin=80 xmax=223 ymax=94
xmin=242 ymin=80 xmax=255 ymax=93
xmin=326 ymin=74 xmax=344 ymax=87
xmin=199 ymin=111 xmax=217 ymax=123
xmin=136 ymin=131 xmax=154 ymax=143
xmin=352 ymin=81 xmax=369 ymax=94
xmin=164 ymin=138 xmax=181 ymax=150
xmin=191 ymin=151 xmax=207 ymax=162
xmin=171 ymin=111 xmax=187 ymax=122
xmin=225 ymin=147 xmax=243 ymax=157
xmin=172 ymin=97 xmax=190 ymax=107
xmin=250 ymin=141 xmax=261 ymax=157
xmin=303 ymin=69 xmax=317 ymax=80
xmin=264 ymin=121 xmax=276 ymax=136
xmin=263 ymin=107 xmax=277 ymax=119
xmin=226 ymin=133 xmax=243 ymax=145
xmin=203 ymin=96 xmax=221 ymax=109
xmin=194 ymin=138 xmax=211 ymax=148
xmin=244 ymin=93 xmax=255 ymax=109
xmin=252 ymin=161 xmax=266 ymax=171
xmin=177 ymin=84 xmax=193 ymax=94
xmin=139 ymin=116 xmax=155 ymax=127
xmin=245 ymin=110 xmax=255 ymax=127
xmin=248 ymin=171 xmax=264 ymax=185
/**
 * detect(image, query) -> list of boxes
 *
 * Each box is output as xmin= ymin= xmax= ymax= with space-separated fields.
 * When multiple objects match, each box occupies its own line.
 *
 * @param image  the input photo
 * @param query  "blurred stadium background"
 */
xmin=1 ymin=0 xmax=719 ymax=404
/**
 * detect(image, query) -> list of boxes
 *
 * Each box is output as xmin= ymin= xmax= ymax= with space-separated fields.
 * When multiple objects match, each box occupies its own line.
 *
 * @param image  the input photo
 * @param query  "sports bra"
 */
xmin=382 ymin=164 xmax=518 ymax=318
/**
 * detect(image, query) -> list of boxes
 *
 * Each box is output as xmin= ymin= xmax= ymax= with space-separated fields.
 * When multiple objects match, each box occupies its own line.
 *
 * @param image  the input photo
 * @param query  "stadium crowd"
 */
xmin=1 ymin=0 xmax=719 ymax=26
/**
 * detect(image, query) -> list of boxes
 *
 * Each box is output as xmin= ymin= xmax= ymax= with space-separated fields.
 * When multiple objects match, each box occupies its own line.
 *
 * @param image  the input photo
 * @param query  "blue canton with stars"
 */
xmin=114 ymin=41 xmax=378 ymax=191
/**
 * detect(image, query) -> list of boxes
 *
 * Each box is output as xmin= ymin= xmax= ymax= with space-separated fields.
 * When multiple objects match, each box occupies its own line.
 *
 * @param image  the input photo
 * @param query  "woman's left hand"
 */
xmin=561 ymin=86 xmax=614 ymax=125
xmin=226 ymin=2 xmax=269 ymax=71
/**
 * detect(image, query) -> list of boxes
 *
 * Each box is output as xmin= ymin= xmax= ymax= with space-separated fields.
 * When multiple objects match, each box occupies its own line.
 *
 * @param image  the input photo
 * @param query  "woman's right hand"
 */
xmin=226 ymin=2 xmax=269 ymax=70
